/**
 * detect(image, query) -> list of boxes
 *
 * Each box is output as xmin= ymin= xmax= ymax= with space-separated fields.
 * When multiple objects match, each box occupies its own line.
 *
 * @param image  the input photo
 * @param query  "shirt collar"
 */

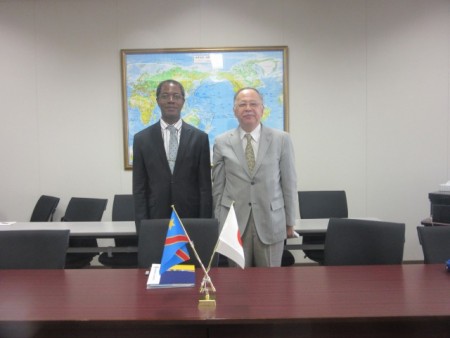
xmin=160 ymin=119 xmax=182 ymax=131
xmin=239 ymin=123 xmax=261 ymax=142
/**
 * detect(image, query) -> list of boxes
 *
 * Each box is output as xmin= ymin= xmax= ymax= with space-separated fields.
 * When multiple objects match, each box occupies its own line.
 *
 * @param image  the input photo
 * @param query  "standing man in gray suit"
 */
xmin=133 ymin=79 xmax=212 ymax=233
xmin=212 ymin=88 xmax=299 ymax=267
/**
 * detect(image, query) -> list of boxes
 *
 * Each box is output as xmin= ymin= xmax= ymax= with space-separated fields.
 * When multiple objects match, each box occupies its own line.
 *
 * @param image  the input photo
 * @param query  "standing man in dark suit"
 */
xmin=133 ymin=79 xmax=212 ymax=232
xmin=212 ymin=88 xmax=299 ymax=267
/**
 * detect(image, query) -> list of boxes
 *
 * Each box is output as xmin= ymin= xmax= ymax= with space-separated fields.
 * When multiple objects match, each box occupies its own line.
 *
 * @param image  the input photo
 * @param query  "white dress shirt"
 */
xmin=239 ymin=123 xmax=261 ymax=161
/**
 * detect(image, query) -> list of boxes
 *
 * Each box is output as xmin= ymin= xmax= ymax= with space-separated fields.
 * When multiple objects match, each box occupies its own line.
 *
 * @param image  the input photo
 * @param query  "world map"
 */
xmin=123 ymin=49 xmax=286 ymax=167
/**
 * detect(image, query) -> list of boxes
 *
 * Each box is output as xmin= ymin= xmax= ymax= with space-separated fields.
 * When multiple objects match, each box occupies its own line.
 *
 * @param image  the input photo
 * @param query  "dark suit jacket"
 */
xmin=133 ymin=120 xmax=212 ymax=232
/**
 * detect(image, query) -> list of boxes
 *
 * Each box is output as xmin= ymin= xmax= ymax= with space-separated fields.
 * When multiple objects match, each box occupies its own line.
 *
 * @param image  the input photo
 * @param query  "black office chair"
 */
xmin=98 ymin=194 xmax=138 ymax=268
xmin=298 ymin=190 xmax=348 ymax=264
xmin=0 ymin=230 xmax=69 ymax=269
xmin=30 ymin=195 xmax=60 ymax=222
xmin=138 ymin=218 xmax=219 ymax=269
xmin=62 ymin=197 xmax=108 ymax=269
xmin=323 ymin=218 xmax=405 ymax=266
xmin=417 ymin=226 xmax=450 ymax=264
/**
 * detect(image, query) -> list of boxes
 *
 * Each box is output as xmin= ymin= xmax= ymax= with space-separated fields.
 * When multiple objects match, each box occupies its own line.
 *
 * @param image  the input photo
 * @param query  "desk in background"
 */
xmin=421 ymin=217 xmax=450 ymax=226
xmin=0 ymin=218 xmax=370 ymax=253
xmin=287 ymin=218 xmax=328 ymax=251
xmin=0 ymin=264 xmax=448 ymax=338
xmin=287 ymin=217 xmax=380 ymax=251
xmin=0 ymin=221 xmax=136 ymax=254
xmin=0 ymin=221 xmax=136 ymax=236
xmin=1 ymin=220 xmax=328 ymax=253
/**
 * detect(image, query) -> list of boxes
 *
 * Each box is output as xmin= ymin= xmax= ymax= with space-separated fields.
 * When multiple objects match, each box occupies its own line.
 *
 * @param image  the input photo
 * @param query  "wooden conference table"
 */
xmin=0 ymin=219 xmax=329 ymax=253
xmin=0 ymin=264 xmax=448 ymax=338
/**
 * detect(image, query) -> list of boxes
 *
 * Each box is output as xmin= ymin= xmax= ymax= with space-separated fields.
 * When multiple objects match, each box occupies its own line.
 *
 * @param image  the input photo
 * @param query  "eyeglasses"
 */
xmin=236 ymin=101 xmax=261 ymax=109
xmin=158 ymin=93 xmax=184 ymax=101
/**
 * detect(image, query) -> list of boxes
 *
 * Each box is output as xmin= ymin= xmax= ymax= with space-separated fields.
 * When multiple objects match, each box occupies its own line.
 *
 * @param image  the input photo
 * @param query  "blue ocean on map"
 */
xmin=124 ymin=50 xmax=286 ymax=166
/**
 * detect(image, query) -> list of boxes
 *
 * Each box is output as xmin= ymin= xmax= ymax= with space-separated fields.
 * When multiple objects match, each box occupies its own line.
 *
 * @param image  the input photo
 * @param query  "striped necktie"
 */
xmin=167 ymin=125 xmax=178 ymax=174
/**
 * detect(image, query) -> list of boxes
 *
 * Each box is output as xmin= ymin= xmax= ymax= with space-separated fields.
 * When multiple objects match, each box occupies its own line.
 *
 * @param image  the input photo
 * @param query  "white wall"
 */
xmin=0 ymin=0 xmax=448 ymax=261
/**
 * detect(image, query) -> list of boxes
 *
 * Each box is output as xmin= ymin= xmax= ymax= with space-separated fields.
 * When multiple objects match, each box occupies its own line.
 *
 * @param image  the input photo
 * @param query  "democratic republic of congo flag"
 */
xmin=159 ymin=209 xmax=190 ymax=274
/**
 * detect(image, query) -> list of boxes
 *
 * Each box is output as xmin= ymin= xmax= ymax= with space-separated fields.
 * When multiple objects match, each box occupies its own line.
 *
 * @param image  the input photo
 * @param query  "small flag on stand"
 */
xmin=160 ymin=210 xmax=190 ymax=274
xmin=215 ymin=204 xmax=245 ymax=269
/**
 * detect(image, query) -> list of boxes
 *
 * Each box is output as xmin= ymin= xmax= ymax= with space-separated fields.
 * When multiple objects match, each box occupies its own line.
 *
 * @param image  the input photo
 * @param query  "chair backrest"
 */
xmin=112 ymin=194 xmax=135 ymax=221
xmin=111 ymin=194 xmax=136 ymax=247
xmin=417 ymin=226 xmax=450 ymax=264
xmin=30 ymin=195 xmax=60 ymax=222
xmin=298 ymin=190 xmax=348 ymax=264
xmin=0 ymin=230 xmax=70 ymax=269
xmin=138 ymin=218 xmax=219 ymax=269
xmin=298 ymin=191 xmax=348 ymax=219
xmin=62 ymin=197 xmax=107 ymax=222
xmin=323 ymin=218 xmax=405 ymax=266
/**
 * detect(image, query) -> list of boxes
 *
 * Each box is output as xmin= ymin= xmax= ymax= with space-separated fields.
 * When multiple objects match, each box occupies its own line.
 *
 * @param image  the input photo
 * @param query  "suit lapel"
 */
xmin=149 ymin=123 xmax=169 ymax=168
xmin=174 ymin=121 xmax=192 ymax=174
xmin=254 ymin=125 xmax=272 ymax=175
xmin=229 ymin=128 xmax=254 ymax=177
xmin=230 ymin=127 xmax=256 ymax=177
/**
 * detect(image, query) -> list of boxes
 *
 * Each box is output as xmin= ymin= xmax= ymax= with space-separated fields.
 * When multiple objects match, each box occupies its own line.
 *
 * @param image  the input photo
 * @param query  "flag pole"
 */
xmin=171 ymin=206 xmax=216 ymax=292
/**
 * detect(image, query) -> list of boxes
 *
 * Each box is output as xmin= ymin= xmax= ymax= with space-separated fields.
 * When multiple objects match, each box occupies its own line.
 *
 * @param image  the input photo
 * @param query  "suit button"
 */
xmin=248 ymin=203 xmax=251 ymax=206
xmin=251 ymin=181 xmax=255 ymax=185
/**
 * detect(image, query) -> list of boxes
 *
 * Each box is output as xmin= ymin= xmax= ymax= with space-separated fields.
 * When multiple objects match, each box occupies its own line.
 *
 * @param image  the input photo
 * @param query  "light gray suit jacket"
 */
xmin=212 ymin=124 xmax=299 ymax=245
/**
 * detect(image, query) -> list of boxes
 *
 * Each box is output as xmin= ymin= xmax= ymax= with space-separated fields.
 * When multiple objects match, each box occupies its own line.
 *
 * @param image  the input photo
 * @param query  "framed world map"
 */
xmin=121 ymin=46 xmax=289 ymax=170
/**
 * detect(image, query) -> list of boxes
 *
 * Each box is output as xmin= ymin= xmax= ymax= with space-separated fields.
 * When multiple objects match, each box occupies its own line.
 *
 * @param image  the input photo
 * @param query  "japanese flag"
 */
xmin=215 ymin=204 xmax=245 ymax=269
